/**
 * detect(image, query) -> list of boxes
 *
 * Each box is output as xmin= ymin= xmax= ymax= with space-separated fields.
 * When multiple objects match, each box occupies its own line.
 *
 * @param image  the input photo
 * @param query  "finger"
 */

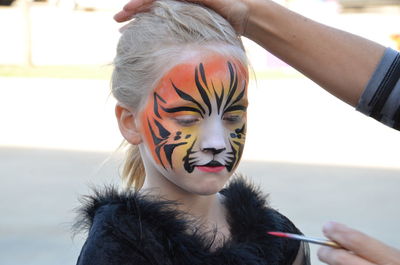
xmin=318 ymin=246 xmax=376 ymax=265
xmin=122 ymin=0 xmax=154 ymax=12
xmin=114 ymin=4 xmax=152 ymax=22
xmin=114 ymin=11 xmax=134 ymax=22
xmin=322 ymin=222 xmax=400 ymax=265
xmin=114 ymin=0 xmax=154 ymax=22
xmin=179 ymin=0 xmax=213 ymax=6
xmin=175 ymin=0 xmax=230 ymax=15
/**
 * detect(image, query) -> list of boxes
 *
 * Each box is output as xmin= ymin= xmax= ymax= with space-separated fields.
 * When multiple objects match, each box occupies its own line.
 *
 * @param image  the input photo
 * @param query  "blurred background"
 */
xmin=1 ymin=0 xmax=400 ymax=264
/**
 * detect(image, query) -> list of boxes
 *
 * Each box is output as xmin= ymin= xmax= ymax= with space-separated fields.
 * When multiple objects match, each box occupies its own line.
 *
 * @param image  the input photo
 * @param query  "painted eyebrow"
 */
xmin=224 ymin=105 xmax=247 ymax=113
xmin=160 ymin=106 xmax=204 ymax=118
xmin=171 ymin=81 xmax=206 ymax=115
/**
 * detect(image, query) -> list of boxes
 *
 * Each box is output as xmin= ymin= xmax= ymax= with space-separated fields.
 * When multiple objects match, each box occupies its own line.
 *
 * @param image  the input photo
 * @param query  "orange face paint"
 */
xmin=139 ymin=53 xmax=248 ymax=175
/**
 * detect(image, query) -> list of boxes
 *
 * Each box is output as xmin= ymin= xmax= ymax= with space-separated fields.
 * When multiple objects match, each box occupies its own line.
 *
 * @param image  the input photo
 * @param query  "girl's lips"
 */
xmin=196 ymin=166 xmax=226 ymax=173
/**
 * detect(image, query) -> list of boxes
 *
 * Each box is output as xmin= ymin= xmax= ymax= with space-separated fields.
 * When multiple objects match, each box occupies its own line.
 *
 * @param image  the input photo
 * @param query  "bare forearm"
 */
xmin=114 ymin=0 xmax=387 ymax=106
xmin=245 ymin=0 xmax=385 ymax=106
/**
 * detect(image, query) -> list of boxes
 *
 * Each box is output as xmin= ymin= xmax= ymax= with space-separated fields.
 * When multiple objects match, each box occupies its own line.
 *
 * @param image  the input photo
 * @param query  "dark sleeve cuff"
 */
xmin=356 ymin=48 xmax=400 ymax=130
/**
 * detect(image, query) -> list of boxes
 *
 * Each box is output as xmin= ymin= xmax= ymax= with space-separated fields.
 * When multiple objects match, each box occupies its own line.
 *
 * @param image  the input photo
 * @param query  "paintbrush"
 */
xmin=267 ymin=231 xmax=342 ymax=248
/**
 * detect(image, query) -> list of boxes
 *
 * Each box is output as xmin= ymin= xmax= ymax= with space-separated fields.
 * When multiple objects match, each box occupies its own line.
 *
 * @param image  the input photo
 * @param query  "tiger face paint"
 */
xmin=139 ymin=53 xmax=248 ymax=194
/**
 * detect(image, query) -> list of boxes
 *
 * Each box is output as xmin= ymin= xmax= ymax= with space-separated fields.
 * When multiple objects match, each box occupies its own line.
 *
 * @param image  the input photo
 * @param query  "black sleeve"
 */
xmin=356 ymin=48 xmax=400 ymax=130
xmin=269 ymin=209 xmax=311 ymax=265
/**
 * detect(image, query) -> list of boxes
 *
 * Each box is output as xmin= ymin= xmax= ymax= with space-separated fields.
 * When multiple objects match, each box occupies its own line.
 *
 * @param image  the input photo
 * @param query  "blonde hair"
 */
xmin=111 ymin=0 xmax=248 ymax=190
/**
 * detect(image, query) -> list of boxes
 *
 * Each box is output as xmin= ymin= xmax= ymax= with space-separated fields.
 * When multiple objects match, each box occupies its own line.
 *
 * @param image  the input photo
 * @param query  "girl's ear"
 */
xmin=115 ymin=103 xmax=143 ymax=145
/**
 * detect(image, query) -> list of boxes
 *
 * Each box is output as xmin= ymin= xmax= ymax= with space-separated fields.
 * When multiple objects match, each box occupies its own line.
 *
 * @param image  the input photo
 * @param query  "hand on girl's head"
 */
xmin=114 ymin=0 xmax=155 ymax=22
xmin=114 ymin=0 xmax=250 ymax=34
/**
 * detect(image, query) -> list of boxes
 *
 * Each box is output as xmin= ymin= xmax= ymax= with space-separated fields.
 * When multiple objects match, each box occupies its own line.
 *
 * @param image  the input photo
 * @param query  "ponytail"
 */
xmin=120 ymin=141 xmax=145 ymax=190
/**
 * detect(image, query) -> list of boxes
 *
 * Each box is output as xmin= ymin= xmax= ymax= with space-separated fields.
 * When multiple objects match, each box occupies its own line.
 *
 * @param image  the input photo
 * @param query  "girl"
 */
xmin=75 ymin=1 xmax=310 ymax=264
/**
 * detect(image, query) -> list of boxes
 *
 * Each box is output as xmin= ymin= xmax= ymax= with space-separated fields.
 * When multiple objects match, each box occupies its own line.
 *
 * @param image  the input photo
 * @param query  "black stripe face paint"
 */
xmin=138 ymin=53 xmax=249 ymax=194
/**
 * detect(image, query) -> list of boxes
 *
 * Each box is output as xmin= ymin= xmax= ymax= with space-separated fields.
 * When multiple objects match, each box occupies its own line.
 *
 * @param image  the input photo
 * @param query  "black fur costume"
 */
xmin=75 ymin=178 xmax=310 ymax=265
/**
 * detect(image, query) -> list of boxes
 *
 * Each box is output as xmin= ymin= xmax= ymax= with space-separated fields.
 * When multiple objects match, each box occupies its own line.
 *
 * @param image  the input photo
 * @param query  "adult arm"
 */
xmin=241 ymin=0 xmax=400 ymax=129
xmin=114 ymin=0 xmax=385 ymax=106
xmin=241 ymin=0 xmax=386 ymax=106
xmin=317 ymin=222 xmax=400 ymax=265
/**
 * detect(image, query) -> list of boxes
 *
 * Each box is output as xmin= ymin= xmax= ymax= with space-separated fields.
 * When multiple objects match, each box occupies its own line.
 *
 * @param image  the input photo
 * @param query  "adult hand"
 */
xmin=113 ymin=0 xmax=251 ymax=34
xmin=318 ymin=222 xmax=400 ymax=265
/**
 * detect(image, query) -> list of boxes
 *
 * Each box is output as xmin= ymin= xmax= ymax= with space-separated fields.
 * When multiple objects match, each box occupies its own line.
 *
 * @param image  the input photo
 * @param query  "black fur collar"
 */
xmin=75 ymin=177 xmax=302 ymax=265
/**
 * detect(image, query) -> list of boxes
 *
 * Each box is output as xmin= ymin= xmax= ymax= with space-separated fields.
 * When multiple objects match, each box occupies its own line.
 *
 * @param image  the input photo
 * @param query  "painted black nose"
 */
xmin=202 ymin=147 xmax=226 ymax=155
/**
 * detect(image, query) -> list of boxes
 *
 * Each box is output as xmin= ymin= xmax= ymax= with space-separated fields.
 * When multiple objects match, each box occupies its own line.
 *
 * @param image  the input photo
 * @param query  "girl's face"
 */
xmin=139 ymin=52 xmax=248 ymax=195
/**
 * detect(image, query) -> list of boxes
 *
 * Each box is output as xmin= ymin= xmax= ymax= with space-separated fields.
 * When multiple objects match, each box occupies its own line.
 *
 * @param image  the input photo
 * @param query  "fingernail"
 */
xmin=322 ymin=221 xmax=338 ymax=234
xmin=324 ymin=221 xmax=348 ymax=233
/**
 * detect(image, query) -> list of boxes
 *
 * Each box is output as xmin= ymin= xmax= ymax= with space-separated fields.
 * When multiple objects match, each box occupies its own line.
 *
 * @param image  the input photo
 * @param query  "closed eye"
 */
xmin=223 ymin=113 xmax=244 ymax=123
xmin=173 ymin=115 xmax=201 ymax=127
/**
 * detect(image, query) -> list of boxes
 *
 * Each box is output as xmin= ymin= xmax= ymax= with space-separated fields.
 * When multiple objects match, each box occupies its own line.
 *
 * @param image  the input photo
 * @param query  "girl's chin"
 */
xmin=190 ymin=177 xmax=231 ymax=195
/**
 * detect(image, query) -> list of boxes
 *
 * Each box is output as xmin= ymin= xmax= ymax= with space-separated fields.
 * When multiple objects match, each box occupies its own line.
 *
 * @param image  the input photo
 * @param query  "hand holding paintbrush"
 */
xmin=317 ymin=222 xmax=400 ymax=265
xmin=270 ymin=222 xmax=400 ymax=265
